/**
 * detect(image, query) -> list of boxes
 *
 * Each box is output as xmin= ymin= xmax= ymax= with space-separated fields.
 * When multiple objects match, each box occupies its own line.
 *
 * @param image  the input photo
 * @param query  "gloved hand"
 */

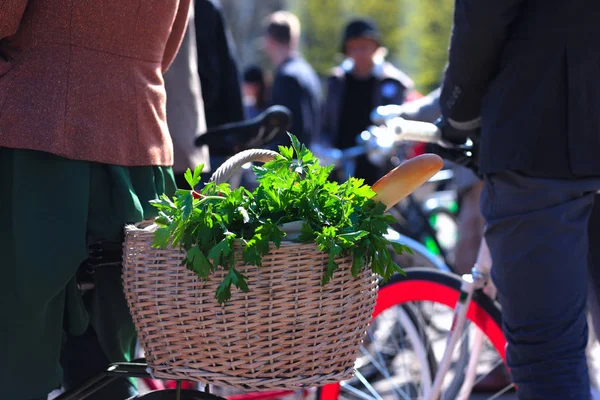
xmin=426 ymin=117 xmax=482 ymax=178
xmin=434 ymin=117 xmax=480 ymax=145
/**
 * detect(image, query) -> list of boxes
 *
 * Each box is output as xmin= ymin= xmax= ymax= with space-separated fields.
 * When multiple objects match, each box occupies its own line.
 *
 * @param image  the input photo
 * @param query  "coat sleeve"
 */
xmin=0 ymin=1 xmax=29 ymax=39
xmin=161 ymin=0 xmax=192 ymax=73
xmin=440 ymin=0 xmax=526 ymax=126
xmin=194 ymin=0 xmax=220 ymax=109
xmin=401 ymin=87 xmax=442 ymax=123
xmin=195 ymin=0 xmax=244 ymax=126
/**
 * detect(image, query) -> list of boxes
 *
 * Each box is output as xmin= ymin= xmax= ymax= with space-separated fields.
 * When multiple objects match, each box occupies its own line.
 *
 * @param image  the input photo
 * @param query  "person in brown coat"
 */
xmin=0 ymin=1 xmax=191 ymax=399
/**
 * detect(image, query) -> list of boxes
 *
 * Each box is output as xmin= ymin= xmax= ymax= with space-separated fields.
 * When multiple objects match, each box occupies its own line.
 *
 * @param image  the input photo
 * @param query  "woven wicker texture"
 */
xmin=123 ymin=226 xmax=378 ymax=391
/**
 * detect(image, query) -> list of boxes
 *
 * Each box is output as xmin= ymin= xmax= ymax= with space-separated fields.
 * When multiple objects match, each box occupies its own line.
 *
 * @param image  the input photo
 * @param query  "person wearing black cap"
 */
xmin=262 ymin=11 xmax=322 ymax=148
xmin=321 ymin=18 xmax=415 ymax=184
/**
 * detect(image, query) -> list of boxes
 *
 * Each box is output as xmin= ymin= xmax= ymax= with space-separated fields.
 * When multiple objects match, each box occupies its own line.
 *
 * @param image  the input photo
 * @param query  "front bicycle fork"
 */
xmin=425 ymin=240 xmax=495 ymax=400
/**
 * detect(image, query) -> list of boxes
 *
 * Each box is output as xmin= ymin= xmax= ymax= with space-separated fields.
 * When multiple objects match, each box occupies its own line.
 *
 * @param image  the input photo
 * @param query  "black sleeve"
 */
xmin=401 ymin=88 xmax=442 ymax=123
xmin=270 ymin=75 xmax=306 ymax=145
xmin=194 ymin=0 xmax=220 ymax=108
xmin=440 ymin=0 xmax=525 ymax=125
xmin=195 ymin=0 xmax=244 ymax=127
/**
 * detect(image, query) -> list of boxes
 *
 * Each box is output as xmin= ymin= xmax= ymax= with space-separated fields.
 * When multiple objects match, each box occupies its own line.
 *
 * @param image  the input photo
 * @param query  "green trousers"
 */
xmin=0 ymin=148 xmax=175 ymax=399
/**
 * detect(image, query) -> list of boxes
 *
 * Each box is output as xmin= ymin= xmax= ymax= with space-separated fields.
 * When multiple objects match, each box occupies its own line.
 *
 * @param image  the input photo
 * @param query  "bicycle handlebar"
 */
xmin=194 ymin=105 xmax=292 ymax=156
xmin=370 ymin=104 xmax=405 ymax=125
xmin=315 ymin=116 xmax=480 ymax=177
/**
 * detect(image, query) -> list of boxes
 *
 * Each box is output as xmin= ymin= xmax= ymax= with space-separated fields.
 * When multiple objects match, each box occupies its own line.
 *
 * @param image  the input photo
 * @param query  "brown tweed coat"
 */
xmin=0 ymin=0 xmax=191 ymax=166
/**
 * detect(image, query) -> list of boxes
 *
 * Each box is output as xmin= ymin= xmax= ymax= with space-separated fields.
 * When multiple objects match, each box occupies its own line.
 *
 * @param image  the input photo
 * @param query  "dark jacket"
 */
xmin=321 ymin=61 xmax=414 ymax=147
xmin=270 ymin=56 xmax=322 ymax=146
xmin=195 ymin=0 xmax=244 ymax=128
xmin=440 ymin=0 xmax=600 ymax=178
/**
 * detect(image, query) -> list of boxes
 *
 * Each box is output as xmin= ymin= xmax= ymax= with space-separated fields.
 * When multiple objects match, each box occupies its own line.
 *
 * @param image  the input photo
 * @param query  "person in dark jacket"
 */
xmin=195 ymin=0 xmax=244 ymax=128
xmin=438 ymin=1 xmax=600 ymax=398
xmin=263 ymin=11 xmax=322 ymax=147
xmin=321 ymin=19 xmax=414 ymax=184
xmin=195 ymin=0 xmax=245 ymax=174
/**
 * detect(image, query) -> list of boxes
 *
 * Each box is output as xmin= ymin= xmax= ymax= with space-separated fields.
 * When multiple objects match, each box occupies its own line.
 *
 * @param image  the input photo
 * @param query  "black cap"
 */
xmin=342 ymin=19 xmax=381 ymax=53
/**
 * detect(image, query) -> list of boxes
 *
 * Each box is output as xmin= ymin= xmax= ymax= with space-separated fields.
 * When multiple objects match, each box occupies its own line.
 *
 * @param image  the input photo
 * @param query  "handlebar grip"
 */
xmin=386 ymin=117 xmax=442 ymax=143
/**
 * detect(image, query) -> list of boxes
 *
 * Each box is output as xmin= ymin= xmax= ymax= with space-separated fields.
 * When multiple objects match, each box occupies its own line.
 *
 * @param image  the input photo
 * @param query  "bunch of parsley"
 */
xmin=151 ymin=134 xmax=409 ymax=304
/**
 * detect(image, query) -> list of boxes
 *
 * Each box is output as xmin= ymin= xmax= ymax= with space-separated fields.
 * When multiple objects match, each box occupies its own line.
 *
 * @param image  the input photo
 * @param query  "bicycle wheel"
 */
xmin=318 ymin=268 xmax=509 ymax=400
xmin=316 ymin=298 xmax=436 ymax=400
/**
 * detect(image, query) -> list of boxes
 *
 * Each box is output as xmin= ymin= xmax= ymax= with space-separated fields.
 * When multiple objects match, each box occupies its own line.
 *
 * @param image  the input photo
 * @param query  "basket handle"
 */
xmin=209 ymin=149 xmax=280 ymax=185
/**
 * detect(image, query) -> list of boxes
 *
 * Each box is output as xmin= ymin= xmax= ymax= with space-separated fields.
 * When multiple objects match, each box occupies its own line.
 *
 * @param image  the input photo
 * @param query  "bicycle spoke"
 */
xmin=390 ymin=318 xmax=423 ymax=395
xmin=340 ymin=379 xmax=378 ymax=400
xmin=348 ymin=308 xmax=431 ymax=400
xmin=359 ymin=342 xmax=412 ymax=399
xmin=485 ymin=383 xmax=516 ymax=400
xmin=354 ymin=369 xmax=385 ymax=400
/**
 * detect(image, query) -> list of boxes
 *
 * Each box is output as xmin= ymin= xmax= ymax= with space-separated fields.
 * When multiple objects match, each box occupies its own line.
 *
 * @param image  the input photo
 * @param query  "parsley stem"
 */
xmin=197 ymin=195 xmax=226 ymax=205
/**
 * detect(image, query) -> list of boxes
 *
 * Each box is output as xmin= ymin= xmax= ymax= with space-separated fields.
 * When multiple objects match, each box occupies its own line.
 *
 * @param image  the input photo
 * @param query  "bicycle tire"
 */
xmin=318 ymin=268 xmax=505 ymax=400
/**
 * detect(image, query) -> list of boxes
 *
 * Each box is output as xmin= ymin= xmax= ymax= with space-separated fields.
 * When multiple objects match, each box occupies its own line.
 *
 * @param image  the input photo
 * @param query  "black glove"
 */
xmin=427 ymin=117 xmax=482 ymax=178
xmin=434 ymin=117 xmax=480 ymax=145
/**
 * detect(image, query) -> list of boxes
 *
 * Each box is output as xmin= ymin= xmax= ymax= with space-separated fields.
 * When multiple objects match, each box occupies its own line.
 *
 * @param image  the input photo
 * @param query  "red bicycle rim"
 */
xmin=319 ymin=278 xmax=507 ymax=400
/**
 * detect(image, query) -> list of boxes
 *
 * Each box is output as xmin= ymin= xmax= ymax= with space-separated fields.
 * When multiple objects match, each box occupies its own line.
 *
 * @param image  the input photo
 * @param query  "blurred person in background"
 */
xmin=0 ymin=1 xmax=191 ymax=399
xmin=263 ymin=11 xmax=322 ymax=148
xmin=164 ymin=6 xmax=211 ymax=189
xmin=195 ymin=0 xmax=244 ymax=128
xmin=321 ymin=18 xmax=414 ymax=185
xmin=242 ymin=64 xmax=269 ymax=119
xmin=195 ymin=0 xmax=245 ymax=172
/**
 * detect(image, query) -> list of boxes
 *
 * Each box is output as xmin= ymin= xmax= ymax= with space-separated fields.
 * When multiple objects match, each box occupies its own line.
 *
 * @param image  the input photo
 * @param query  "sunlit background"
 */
xmin=218 ymin=0 xmax=453 ymax=94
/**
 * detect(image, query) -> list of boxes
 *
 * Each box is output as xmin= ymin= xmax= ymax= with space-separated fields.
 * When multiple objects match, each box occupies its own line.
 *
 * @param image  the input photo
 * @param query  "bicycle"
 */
xmin=51 ymin=107 xmax=446 ymax=400
xmin=316 ymin=116 xmax=600 ymax=400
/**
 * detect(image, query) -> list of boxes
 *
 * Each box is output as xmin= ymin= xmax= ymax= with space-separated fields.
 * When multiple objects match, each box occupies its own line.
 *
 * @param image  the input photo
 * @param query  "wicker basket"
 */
xmin=121 ymin=149 xmax=379 ymax=391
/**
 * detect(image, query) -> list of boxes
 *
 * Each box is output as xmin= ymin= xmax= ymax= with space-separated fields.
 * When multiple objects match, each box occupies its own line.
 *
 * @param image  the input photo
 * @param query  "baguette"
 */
xmin=372 ymin=154 xmax=444 ymax=211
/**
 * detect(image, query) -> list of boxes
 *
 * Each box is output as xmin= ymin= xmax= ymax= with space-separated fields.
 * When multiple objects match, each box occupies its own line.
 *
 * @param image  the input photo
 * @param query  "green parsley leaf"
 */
xmin=151 ymin=134 xmax=407 ymax=304
xmin=186 ymin=246 xmax=212 ymax=278
xmin=184 ymin=164 xmax=204 ymax=189
xmin=152 ymin=227 xmax=171 ymax=248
